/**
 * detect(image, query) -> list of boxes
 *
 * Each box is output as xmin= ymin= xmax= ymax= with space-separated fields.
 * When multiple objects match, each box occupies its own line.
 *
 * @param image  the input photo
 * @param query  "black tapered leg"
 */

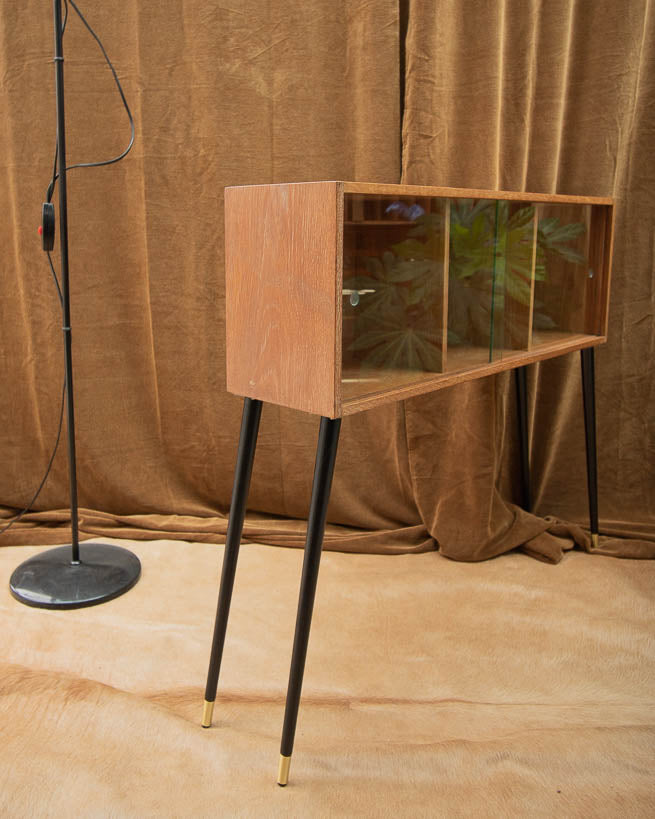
xmin=202 ymin=397 xmax=263 ymax=727
xmin=515 ymin=366 xmax=531 ymax=512
xmin=277 ymin=416 xmax=341 ymax=786
xmin=581 ymin=348 xmax=599 ymax=547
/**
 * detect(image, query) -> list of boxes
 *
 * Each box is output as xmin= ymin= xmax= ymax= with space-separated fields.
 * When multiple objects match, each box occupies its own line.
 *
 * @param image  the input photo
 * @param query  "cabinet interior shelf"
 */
xmin=340 ymin=331 xmax=603 ymax=414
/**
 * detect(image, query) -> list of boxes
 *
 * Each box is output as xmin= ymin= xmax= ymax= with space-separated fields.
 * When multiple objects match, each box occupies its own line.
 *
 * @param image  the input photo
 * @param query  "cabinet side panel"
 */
xmin=225 ymin=182 xmax=338 ymax=417
xmin=588 ymin=204 xmax=614 ymax=337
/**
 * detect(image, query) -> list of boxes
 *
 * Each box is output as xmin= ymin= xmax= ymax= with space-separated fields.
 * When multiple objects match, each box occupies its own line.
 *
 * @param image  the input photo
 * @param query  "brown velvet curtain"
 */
xmin=1 ymin=1 xmax=653 ymax=561
xmin=401 ymin=0 xmax=655 ymax=560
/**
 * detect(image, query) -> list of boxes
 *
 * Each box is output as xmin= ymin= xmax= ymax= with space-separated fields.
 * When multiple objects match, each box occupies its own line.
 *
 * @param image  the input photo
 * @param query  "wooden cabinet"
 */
xmin=209 ymin=180 xmax=613 ymax=785
xmin=225 ymin=181 xmax=613 ymax=417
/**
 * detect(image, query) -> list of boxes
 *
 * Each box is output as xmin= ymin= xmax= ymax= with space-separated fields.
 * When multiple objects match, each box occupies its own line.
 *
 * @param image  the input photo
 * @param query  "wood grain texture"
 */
xmin=343 ymin=181 xmax=613 ymax=206
xmin=225 ymin=182 xmax=340 ymax=417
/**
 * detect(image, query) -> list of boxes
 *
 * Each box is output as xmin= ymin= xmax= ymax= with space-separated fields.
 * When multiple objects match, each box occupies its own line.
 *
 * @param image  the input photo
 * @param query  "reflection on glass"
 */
xmin=341 ymin=194 xmax=447 ymax=399
xmin=447 ymin=199 xmax=535 ymax=370
xmin=531 ymin=204 xmax=591 ymax=346
xmin=340 ymin=194 xmax=601 ymax=401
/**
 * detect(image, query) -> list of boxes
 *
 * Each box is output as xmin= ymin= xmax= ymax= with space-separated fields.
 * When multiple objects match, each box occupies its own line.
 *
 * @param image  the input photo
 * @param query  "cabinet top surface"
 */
xmin=224 ymin=180 xmax=613 ymax=206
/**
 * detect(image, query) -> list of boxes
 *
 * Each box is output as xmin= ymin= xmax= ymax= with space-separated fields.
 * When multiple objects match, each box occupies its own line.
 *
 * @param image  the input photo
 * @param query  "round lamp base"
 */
xmin=9 ymin=543 xmax=141 ymax=609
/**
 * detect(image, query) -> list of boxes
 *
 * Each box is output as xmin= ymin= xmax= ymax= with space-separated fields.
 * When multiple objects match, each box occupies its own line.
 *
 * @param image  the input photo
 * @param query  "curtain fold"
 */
xmin=1 ymin=0 xmax=418 ymax=552
xmin=1 ymin=0 xmax=653 ymax=560
xmin=402 ymin=0 xmax=655 ymax=560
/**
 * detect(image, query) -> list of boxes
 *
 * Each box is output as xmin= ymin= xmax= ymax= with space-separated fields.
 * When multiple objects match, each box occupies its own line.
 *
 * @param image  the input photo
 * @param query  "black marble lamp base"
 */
xmin=9 ymin=543 xmax=141 ymax=609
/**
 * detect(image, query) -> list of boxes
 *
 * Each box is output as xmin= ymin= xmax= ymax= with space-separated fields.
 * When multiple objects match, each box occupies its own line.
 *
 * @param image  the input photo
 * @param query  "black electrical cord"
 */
xmin=47 ymin=251 xmax=64 ymax=306
xmin=46 ymin=0 xmax=135 ymax=204
xmin=1 ymin=0 xmax=133 ymax=535
xmin=0 ymin=381 xmax=66 ymax=535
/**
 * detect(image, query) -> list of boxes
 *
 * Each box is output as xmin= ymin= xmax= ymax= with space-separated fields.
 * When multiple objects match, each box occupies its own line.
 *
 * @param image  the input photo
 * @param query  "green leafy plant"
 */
xmin=343 ymin=200 xmax=586 ymax=372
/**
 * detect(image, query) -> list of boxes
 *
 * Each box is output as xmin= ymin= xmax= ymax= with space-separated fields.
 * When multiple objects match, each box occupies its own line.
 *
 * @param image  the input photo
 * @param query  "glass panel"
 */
xmin=446 ymin=199 xmax=536 ymax=372
xmin=341 ymin=193 xmax=447 ymax=401
xmin=531 ymin=203 xmax=593 ymax=347
xmin=499 ymin=202 xmax=537 ymax=352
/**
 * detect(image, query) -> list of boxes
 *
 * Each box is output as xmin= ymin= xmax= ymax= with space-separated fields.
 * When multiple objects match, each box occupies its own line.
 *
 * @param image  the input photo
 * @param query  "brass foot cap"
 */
xmin=278 ymin=754 xmax=291 ymax=787
xmin=591 ymin=533 xmax=599 ymax=549
xmin=202 ymin=699 xmax=215 ymax=728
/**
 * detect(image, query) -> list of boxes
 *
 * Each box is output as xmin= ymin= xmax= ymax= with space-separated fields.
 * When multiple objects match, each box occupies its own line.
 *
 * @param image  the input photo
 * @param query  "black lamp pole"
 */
xmin=9 ymin=0 xmax=141 ymax=608
xmin=54 ymin=0 xmax=81 ymax=564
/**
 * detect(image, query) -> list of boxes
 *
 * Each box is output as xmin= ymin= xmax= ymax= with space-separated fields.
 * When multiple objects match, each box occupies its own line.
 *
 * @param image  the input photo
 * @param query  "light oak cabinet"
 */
xmin=204 ymin=182 xmax=613 ymax=786
xmin=225 ymin=182 xmax=613 ymax=418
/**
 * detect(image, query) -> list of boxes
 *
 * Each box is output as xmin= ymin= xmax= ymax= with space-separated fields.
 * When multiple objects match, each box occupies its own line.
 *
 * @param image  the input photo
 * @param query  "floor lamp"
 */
xmin=9 ymin=0 xmax=141 ymax=609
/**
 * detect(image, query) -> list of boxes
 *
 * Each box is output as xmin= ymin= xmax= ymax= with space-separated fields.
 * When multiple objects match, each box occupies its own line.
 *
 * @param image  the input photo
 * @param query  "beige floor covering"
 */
xmin=0 ymin=538 xmax=653 ymax=817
